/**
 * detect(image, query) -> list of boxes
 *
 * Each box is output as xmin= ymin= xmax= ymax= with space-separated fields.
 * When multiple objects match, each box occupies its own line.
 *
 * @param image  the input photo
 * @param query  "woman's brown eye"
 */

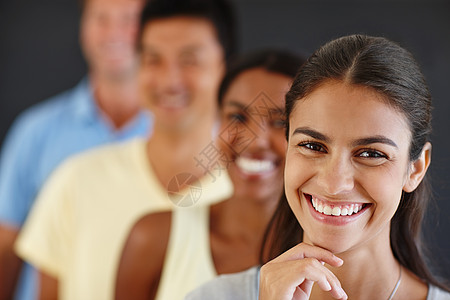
xmin=271 ymin=119 xmax=285 ymax=129
xmin=358 ymin=150 xmax=387 ymax=158
xmin=229 ymin=113 xmax=246 ymax=123
xmin=299 ymin=142 xmax=325 ymax=153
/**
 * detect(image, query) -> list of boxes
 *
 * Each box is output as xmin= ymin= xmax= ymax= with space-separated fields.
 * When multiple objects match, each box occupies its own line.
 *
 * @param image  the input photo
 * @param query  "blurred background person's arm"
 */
xmin=37 ymin=271 xmax=57 ymax=300
xmin=0 ymin=107 xmax=52 ymax=300
xmin=0 ymin=226 xmax=21 ymax=300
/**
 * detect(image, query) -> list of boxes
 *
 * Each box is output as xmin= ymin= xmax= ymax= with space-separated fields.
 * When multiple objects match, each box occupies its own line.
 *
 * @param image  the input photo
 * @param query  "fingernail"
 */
xmin=337 ymin=287 xmax=347 ymax=299
xmin=324 ymin=281 xmax=332 ymax=291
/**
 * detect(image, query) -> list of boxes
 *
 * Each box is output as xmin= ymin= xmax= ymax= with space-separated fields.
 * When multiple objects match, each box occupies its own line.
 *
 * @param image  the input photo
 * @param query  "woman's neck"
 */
xmin=211 ymin=193 xmax=277 ymax=242
xmin=209 ymin=194 xmax=277 ymax=274
xmin=310 ymin=225 xmax=403 ymax=300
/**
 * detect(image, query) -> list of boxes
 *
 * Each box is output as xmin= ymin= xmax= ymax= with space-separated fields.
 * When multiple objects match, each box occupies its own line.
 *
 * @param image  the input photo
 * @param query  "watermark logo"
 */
xmin=167 ymin=173 xmax=202 ymax=207
xmin=194 ymin=141 xmax=230 ymax=183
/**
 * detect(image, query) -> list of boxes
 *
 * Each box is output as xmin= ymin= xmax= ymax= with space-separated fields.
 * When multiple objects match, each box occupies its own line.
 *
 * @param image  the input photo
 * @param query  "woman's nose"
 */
xmin=317 ymin=154 xmax=355 ymax=196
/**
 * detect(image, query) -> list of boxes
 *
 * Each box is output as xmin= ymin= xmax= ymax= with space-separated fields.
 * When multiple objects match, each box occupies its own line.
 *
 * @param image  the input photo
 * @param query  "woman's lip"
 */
xmin=307 ymin=193 xmax=368 ymax=207
xmin=303 ymin=193 xmax=371 ymax=226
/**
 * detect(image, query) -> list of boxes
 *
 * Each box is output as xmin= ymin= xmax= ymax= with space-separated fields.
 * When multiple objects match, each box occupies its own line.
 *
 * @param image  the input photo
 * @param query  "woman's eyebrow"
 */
xmin=225 ymin=101 xmax=284 ymax=113
xmin=352 ymin=136 xmax=398 ymax=148
xmin=224 ymin=101 xmax=246 ymax=109
xmin=292 ymin=127 xmax=330 ymax=143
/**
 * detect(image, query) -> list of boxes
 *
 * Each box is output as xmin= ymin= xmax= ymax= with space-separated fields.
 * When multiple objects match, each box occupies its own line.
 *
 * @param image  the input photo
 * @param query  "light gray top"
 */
xmin=185 ymin=266 xmax=450 ymax=300
xmin=185 ymin=267 xmax=260 ymax=300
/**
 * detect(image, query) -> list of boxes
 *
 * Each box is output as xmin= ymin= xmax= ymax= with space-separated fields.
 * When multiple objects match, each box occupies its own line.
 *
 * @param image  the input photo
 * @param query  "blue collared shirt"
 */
xmin=0 ymin=77 xmax=152 ymax=300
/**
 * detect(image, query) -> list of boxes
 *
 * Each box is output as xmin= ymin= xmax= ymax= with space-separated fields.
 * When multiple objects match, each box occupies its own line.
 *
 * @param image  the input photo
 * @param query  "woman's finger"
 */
xmin=270 ymin=242 xmax=343 ymax=268
xmin=260 ymin=254 xmax=347 ymax=300
xmin=299 ymin=258 xmax=346 ymax=299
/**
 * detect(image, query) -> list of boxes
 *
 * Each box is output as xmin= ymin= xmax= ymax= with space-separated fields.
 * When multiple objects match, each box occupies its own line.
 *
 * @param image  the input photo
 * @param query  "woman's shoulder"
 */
xmin=428 ymin=284 xmax=450 ymax=300
xmin=185 ymin=266 xmax=260 ymax=300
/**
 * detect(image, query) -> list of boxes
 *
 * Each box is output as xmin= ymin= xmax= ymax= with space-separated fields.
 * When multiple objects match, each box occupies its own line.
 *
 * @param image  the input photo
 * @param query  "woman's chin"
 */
xmin=305 ymin=236 xmax=354 ymax=255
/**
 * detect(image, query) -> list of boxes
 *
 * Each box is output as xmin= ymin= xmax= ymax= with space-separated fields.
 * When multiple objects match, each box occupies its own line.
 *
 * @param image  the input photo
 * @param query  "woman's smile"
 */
xmin=235 ymin=156 xmax=278 ymax=177
xmin=303 ymin=193 xmax=372 ymax=226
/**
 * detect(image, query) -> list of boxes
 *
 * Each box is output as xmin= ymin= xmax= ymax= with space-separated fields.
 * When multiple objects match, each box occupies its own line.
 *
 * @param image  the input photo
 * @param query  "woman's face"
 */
xmin=285 ymin=80 xmax=417 ymax=254
xmin=219 ymin=68 xmax=292 ymax=202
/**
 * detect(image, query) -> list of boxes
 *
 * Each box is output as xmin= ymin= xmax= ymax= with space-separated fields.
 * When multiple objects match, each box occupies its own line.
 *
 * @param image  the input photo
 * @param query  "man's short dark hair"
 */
xmin=139 ymin=0 xmax=237 ymax=64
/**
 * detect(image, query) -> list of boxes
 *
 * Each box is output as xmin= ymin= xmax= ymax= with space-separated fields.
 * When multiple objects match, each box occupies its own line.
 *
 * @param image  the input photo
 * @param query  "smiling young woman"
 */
xmin=185 ymin=35 xmax=450 ymax=300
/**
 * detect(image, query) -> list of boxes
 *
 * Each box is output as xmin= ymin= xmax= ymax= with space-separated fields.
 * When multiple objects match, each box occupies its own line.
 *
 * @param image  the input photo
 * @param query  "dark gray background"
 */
xmin=1 ymin=0 xmax=449 ymax=280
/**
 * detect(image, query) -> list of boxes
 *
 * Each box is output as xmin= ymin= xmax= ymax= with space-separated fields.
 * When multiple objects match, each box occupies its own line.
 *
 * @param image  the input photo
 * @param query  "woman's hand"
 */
xmin=259 ymin=243 xmax=347 ymax=300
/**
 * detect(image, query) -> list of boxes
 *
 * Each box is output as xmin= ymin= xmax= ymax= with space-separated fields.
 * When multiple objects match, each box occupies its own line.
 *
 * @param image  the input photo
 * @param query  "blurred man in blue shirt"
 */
xmin=0 ymin=0 xmax=150 ymax=299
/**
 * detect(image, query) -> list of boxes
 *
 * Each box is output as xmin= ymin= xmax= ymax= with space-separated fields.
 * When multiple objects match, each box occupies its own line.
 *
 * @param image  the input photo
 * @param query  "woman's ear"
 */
xmin=403 ymin=142 xmax=432 ymax=193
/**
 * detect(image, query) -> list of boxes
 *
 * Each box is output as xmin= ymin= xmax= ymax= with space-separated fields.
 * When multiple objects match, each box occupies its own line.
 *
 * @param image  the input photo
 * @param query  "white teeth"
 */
xmin=331 ymin=207 xmax=341 ymax=216
xmin=159 ymin=95 xmax=188 ymax=109
xmin=348 ymin=205 xmax=354 ymax=215
xmin=318 ymin=203 xmax=324 ymax=213
xmin=235 ymin=157 xmax=275 ymax=174
xmin=310 ymin=196 xmax=364 ymax=217
xmin=104 ymin=42 xmax=129 ymax=58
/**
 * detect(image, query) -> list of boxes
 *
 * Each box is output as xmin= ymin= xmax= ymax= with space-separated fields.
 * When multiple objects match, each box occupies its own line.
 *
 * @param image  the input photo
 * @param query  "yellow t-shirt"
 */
xmin=15 ymin=138 xmax=233 ymax=300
